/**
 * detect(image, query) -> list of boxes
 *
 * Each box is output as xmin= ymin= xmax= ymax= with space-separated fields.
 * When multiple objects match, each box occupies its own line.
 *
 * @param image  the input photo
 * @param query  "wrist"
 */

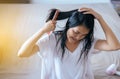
xmin=40 ymin=28 xmax=46 ymax=34
xmin=97 ymin=15 xmax=103 ymax=20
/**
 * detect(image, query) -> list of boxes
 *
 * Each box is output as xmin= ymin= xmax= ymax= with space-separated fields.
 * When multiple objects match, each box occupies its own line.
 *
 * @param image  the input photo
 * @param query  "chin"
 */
xmin=69 ymin=40 xmax=75 ymax=44
xmin=69 ymin=38 xmax=77 ymax=44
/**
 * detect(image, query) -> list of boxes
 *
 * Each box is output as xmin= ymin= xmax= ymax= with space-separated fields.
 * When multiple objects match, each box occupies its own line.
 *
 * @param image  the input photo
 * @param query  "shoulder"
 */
xmin=53 ymin=30 xmax=63 ymax=36
xmin=90 ymin=38 xmax=99 ymax=50
xmin=53 ymin=30 xmax=63 ymax=39
xmin=93 ymin=38 xmax=99 ymax=43
xmin=92 ymin=38 xmax=99 ymax=48
xmin=89 ymin=38 xmax=100 ymax=54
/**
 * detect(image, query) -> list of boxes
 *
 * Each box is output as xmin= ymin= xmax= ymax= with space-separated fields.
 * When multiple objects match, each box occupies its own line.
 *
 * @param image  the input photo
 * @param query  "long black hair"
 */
xmin=46 ymin=8 xmax=95 ymax=61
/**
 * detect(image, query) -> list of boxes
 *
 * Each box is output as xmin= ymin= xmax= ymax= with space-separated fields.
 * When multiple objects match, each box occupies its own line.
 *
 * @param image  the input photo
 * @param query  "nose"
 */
xmin=74 ymin=35 xmax=81 ymax=40
xmin=75 ymin=34 xmax=84 ymax=40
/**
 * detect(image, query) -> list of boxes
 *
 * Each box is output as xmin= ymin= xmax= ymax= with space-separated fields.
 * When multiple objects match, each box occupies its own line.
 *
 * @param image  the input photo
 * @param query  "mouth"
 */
xmin=70 ymin=37 xmax=77 ymax=41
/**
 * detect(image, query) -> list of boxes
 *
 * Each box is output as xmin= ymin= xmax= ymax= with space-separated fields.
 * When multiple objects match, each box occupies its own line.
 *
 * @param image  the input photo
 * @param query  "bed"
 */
xmin=0 ymin=3 xmax=120 ymax=79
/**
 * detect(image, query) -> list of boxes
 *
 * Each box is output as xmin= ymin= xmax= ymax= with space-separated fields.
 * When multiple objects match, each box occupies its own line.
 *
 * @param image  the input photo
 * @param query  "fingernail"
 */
xmin=78 ymin=10 xmax=82 ymax=12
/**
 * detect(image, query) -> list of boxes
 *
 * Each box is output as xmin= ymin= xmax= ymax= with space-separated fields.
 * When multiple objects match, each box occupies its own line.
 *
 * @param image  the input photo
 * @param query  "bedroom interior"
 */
xmin=0 ymin=0 xmax=120 ymax=79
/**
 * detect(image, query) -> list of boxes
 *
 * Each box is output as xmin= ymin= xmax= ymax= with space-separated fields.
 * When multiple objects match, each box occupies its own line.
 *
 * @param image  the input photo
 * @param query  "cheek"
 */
xmin=80 ymin=36 xmax=85 ymax=40
xmin=66 ymin=30 xmax=73 ymax=41
xmin=67 ymin=29 xmax=73 ymax=36
xmin=77 ymin=35 xmax=86 ymax=40
xmin=69 ymin=30 xmax=74 ymax=36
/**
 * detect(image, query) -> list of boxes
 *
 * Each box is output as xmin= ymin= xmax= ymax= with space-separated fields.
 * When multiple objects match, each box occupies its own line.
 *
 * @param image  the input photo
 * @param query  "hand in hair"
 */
xmin=42 ymin=20 xmax=56 ymax=33
xmin=79 ymin=7 xmax=120 ymax=51
xmin=43 ymin=10 xmax=59 ymax=34
xmin=79 ymin=7 xmax=102 ymax=20
xmin=42 ymin=10 xmax=59 ymax=33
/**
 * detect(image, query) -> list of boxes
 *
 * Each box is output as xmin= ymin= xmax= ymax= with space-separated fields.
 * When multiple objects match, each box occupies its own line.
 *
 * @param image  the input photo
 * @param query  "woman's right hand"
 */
xmin=42 ymin=10 xmax=59 ymax=33
xmin=42 ymin=20 xmax=56 ymax=33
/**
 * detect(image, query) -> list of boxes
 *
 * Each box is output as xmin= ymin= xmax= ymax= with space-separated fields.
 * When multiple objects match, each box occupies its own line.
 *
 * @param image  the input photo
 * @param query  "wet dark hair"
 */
xmin=46 ymin=8 xmax=95 ymax=61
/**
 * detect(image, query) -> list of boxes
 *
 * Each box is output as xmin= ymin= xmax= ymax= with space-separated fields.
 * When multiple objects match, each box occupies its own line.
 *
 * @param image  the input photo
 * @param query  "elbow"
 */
xmin=17 ymin=51 xmax=30 ymax=58
xmin=110 ymin=44 xmax=120 ymax=50
xmin=115 ymin=43 xmax=120 ymax=50
xmin=17 ymin=50 xmax=24 ymax=57
xmin=115 ymin=44 xmax=120 ymax=50
xmin=17 ymin=53 xmax=24 ymax=58
xmin=17 ymin=54 xmax=30 ymax=58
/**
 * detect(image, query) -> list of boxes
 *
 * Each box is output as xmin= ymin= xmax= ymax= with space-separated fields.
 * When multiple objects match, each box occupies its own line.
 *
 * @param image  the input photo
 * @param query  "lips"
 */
xmin=70 ymin=37 xmax=77 ymax=41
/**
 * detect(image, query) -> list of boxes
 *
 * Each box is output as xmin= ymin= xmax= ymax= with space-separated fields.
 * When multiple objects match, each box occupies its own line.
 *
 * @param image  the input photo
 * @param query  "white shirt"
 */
xmin=36 ymin=33 xmax=98 ymax=79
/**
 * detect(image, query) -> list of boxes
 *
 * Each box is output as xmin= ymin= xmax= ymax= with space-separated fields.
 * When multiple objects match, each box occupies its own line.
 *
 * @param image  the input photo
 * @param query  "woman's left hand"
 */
xmin=78 ymin=7 xmax=102 ymax=20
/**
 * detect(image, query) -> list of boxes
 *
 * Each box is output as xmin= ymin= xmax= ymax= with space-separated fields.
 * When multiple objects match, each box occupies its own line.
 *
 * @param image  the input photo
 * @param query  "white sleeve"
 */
xmin=90 ymin=38 xmax=100 ymax=54
xmin=36 ymin=33 xmax=56 ymax=57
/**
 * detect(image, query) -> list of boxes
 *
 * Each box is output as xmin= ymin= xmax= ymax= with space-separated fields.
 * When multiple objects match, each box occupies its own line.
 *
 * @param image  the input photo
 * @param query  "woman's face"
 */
xmin=67 ymin=25 xmax=90 ymax=44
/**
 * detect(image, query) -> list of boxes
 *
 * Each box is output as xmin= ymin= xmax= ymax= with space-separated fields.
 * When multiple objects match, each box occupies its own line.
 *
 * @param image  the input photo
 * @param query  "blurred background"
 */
xmin=0 ymin=0 xmax=110 ymax=4
xmin=0 ymin=0 xmax=120 ymax=79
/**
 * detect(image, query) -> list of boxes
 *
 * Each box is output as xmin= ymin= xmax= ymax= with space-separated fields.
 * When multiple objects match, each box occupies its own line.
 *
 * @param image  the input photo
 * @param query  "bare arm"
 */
xmin=79 ymin=7 xmax=120 ymax=51
xmin=17 ymin=29 xmax=45 ymax=57
xmin=17 ymin=20 xmax=57 ymax=57
xmin=18 ymin=10 xmax=59 ymax=57
xmin=94 ymin=16 xmax=120 ymax=50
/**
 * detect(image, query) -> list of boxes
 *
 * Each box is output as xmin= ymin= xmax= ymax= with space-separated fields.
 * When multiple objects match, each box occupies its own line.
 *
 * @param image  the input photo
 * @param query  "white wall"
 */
xmin=30 ymin=0 xmax=110 ymax=4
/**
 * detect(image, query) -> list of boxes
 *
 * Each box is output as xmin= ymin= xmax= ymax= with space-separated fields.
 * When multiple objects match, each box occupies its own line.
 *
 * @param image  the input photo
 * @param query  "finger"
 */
xmin=80 ymin=7 xmax=91 ymax=10
xmin=52 ymin=10 xmax=59 ymax=21
xmin=79 ymin=9 xmax=89 ymax=12
xmin=79 ymin=8 xmax=92 ymax=12
xmin=52 ymin=20 xmax=57 ymax=24
xmin=83 ymin=12 xmax=96 ymax=18
xmin=83 ymin=12 xmax=92 ymax=14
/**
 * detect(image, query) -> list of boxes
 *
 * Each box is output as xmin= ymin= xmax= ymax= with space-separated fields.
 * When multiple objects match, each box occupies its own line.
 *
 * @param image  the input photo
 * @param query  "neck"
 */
xmin=66 ymin=39 xmax=80 ymax=45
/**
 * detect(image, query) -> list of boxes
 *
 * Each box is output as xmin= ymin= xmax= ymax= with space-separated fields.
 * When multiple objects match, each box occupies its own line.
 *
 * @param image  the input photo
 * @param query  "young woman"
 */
xmin=18 ymin=7 xmax=120 ymax=79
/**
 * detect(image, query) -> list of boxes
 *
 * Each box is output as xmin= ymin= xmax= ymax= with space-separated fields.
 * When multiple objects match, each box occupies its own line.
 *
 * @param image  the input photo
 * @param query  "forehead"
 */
xmin=72 ymin=25 xmax=90 ymax=34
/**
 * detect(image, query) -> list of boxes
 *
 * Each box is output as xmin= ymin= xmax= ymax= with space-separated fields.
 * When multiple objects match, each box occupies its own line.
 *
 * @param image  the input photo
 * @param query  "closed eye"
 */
xmin=73 ymin=30 xmax=79 ymax=34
